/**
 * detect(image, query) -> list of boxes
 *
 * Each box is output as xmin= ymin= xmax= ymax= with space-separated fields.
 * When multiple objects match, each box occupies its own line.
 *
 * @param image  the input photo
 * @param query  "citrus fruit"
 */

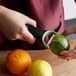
xmin=27 ymin=60 xmax=53 ymax=76
xmin=50 ymin=35 xmax=70 ymax=55
xmin=6 ymin=49 xmax=32 ymax=75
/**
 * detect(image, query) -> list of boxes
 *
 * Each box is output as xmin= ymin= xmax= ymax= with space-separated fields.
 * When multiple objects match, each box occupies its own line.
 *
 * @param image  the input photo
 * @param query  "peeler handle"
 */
xmin=26 ymin=24 xmax=57 ymax=48
xmin=26 ymin=25 xmax=46 ymax=39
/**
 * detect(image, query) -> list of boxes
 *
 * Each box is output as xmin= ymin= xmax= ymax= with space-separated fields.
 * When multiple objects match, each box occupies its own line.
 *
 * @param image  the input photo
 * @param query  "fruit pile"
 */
xmin=6 ymin=49 xmax=53 ymax=76
xmin=5 ymin=35 xmax=70 ymax=76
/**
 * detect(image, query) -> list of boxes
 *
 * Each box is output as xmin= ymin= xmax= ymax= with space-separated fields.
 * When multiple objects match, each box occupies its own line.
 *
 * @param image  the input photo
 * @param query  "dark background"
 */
xmin=65 ymin=18 xmax=76 ymax=40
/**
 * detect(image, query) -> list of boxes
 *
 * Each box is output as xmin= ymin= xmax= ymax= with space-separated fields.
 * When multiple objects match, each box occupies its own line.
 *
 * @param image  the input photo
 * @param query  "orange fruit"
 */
xmin=6 ymin=49 xmax=32 ymax=75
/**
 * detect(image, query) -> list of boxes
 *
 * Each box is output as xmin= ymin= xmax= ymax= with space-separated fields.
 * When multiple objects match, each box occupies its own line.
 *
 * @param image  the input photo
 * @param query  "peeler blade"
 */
xmin=47 ymin=34 xmax=55 ymax=45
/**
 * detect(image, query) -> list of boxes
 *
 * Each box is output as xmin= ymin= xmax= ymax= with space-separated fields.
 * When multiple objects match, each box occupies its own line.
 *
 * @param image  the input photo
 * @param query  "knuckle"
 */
xmin=33 ymin=20 xmax=37 ymax=27
xmin=9 ymin=37 xmax=16 ymax=40
xmin=20 ymin=30 xmax=25 ymax=35
xmin=18 ymin=27 xmax=25 ymax=35
xmin=12 ymin=36 xmax=18 ymax=40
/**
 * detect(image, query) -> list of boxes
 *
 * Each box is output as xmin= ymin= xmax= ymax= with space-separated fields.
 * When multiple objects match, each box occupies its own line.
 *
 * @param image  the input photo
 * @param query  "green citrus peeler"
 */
xmin=26 ymin=24 xmax=57 ymax=48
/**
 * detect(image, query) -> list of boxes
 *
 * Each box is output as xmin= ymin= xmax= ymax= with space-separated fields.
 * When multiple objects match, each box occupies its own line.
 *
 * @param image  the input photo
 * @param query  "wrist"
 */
xmin=0 ymin=5 xmax=5 ymax=31
xmin=0 ymin=5 xmax=6 ymax=15
xmin=0 ymin=5 xmax=4 ymax=15
xmin=0 ymin=5 xmax=3 ymax=13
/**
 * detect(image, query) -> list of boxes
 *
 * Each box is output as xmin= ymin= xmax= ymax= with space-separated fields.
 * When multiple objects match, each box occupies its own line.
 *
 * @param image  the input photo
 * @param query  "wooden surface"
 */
xmin=0 ymin=40 xmax=76 ymax=76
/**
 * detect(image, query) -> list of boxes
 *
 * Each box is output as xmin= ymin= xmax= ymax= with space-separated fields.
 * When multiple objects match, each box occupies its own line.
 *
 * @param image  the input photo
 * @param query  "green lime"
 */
xmin=50 ymin=35 xmax=70 ymax=55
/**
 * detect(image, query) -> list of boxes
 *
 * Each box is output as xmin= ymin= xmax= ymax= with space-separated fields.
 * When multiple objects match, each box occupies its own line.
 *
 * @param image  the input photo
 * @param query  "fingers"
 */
xmin=58 ymin=56 xmax=66 ymax=59
xmin=63 ymin=29 xmax=72 ymax=36
xmin=22 ymin=16 xmax=37 ymax=44
xmin=16 ymin=16 xmax=37 ymax=44
xmin=65 ymin=55 xmax=76 ymax=60
xmin=72 ymin=55 xmax=76 ymax=59
xmin=60 ymin=51 xmax=72 ymax=57
xmin=15 ymin=31 xmax=36 ymax=44
xmin=63 ymin=25 xmax=76 ymax=36
xmin=59 ymin=48 xmax=76 ymax=60
xmin=60 ymin=47 xmax=76 ymax=56
xmin=58 ymin=54 xmax=73 ymax=61
xmin=9 ymin=25 xmax=36 ymax=44
xmin=20 ymin=26 xmax=36 ymax=44
xmin=25 ymin=16 xmax=36 ymax=27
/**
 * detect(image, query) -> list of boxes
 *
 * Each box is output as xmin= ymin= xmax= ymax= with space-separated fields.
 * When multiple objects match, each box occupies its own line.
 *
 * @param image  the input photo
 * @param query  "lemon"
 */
xmin=27 ymin=60 xmax=53 ymax=76
xmin=50 ymin=35 xmax=70 ymax=55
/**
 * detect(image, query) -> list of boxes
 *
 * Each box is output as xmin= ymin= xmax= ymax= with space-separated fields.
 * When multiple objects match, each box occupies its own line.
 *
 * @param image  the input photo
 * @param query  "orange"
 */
xmin=6 ymin=49 xmax=32 ymax=75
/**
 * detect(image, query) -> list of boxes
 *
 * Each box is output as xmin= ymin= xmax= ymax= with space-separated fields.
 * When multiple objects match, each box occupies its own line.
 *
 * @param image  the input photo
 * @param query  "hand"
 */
xmin=63 ymin=25 xmax=76 ymax=36
xmin=0 ymin=5 xmax=36 ymax=44
xmin=59 ymin=25 xmax=76 ymax=60
xmin=59 ymin=47 xmax=76 ymax=60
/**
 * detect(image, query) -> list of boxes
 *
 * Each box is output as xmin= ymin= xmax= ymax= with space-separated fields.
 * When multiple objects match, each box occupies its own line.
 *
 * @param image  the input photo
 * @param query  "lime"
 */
xmin=27 ymin=60 xmax=53 ymax=76
xmin=50 ymin=35 xmax=70 ymax=55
